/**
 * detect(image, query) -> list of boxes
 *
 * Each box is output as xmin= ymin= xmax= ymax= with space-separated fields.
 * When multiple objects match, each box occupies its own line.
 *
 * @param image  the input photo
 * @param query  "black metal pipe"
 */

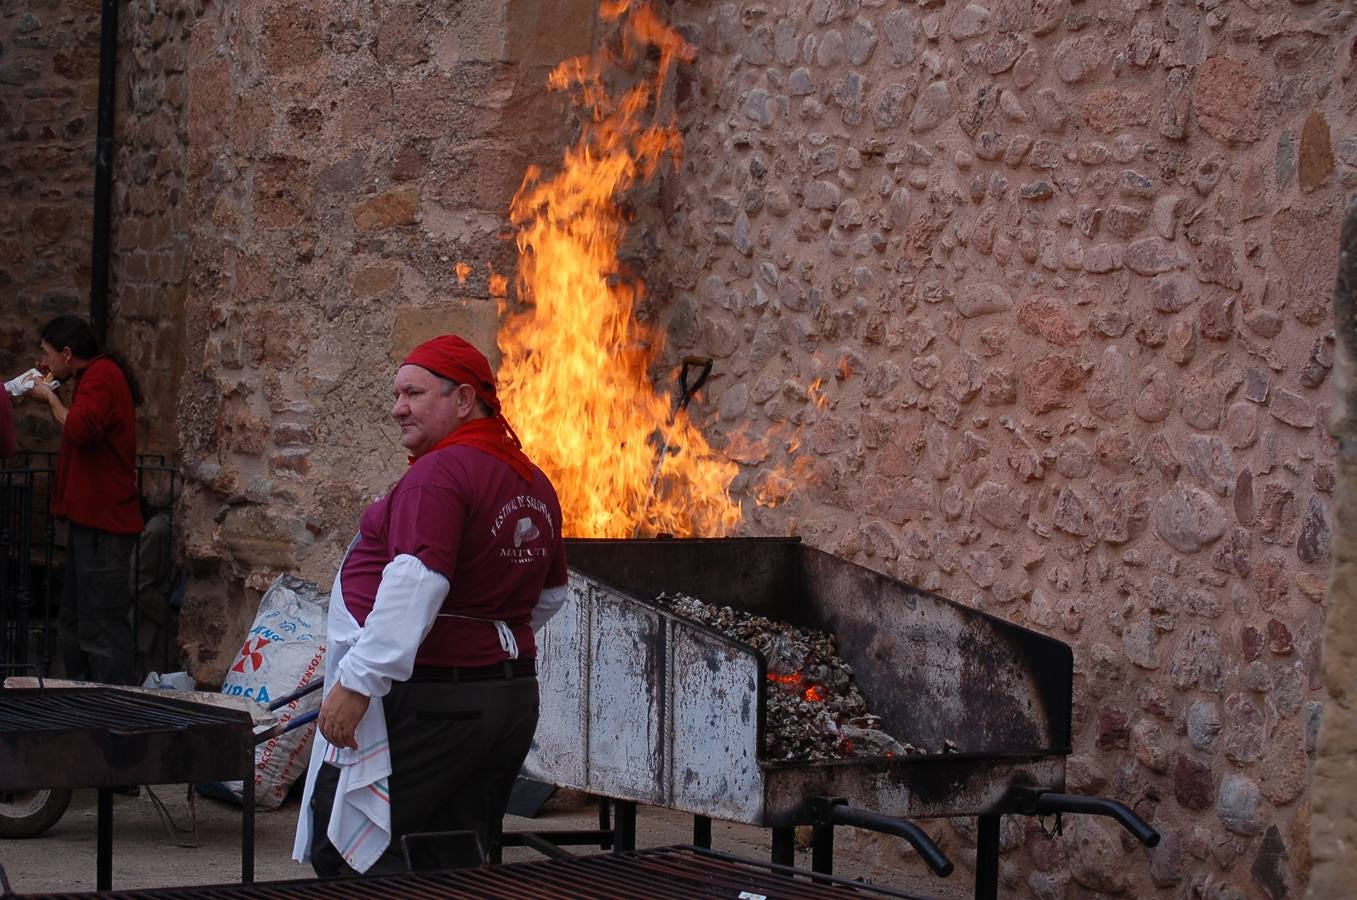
xmin=241 ymin=752 xmax=254 ymax=883
xmin=692 ymin=814 xmax=711 ymax=848
xmin=811 ymin=824 xmax=834 ymax=875
xmin=90 ymin=0 xmax=120 ymax=341
xmin=596 ymin=799 xmax=614 ymax=850
xmin=974 ymin=815 xmax=1000 ymax=900
xmin=613 ymin=800 xmax=636 ymax=853
xmin=770 ymin=826 xmax=795 ymax=867
xmin=1031 ymin=792 xmax=1160 ymax=847
xmin=96 ymin=788 xmax=112 ymax=890
xmin=826 ymin=805 xmax=954 ymax=878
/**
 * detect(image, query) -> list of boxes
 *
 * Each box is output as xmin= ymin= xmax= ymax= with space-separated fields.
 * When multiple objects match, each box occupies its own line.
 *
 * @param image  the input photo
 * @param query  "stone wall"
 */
xmin=0 ymin=0 xmax=186 ymax=458
xmin=109 ymin=0 xmax=194 ymax=458
xmin=640 ymin=1 xmax=1357 ymax=897
xmin=175 ymin=0 xmax=598 ymax=681
xmin=1310 ymin=197 xmax=1356 ymax=897
xmin=0 ymin=0 xmax=102 ymax=451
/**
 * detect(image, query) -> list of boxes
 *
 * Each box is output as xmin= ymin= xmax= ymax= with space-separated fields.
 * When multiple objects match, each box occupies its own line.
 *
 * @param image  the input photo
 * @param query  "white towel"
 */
xmin=292 ymin=550 xmax=394 ymax=873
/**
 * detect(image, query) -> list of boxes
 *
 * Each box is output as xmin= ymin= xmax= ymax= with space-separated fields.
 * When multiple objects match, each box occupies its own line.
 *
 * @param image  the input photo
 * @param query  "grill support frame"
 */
xmin=0 ymin=688 xmax=257 ymax=890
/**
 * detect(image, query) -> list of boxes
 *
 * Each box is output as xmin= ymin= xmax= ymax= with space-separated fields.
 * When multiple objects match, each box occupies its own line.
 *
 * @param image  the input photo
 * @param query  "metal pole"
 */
xmin=96 ymin=788 xmax=113 ymax=890
xmin=692 ymin=814 xmax=711 ymax=848
xmin=811 ymin=824 xmax=834 ymax=875
xmin=770 ymin=826 xmax=795 ymax=867
xmin=974 ymin=815 xmax=1001 ymax=900
xmin=613 ymin=800 xmax=636 ymax=852
xmin=241 ymin=753 xmax=254 ymax=883
xmin=89 ymin=0 xmax=120 ymax=341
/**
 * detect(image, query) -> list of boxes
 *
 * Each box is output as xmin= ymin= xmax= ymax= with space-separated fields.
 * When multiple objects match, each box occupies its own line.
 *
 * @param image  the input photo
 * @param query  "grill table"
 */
xmin=13 ymin=846 xmax=929 ymax=899
xmin=0 ymin=688 xmax=257 ymax=891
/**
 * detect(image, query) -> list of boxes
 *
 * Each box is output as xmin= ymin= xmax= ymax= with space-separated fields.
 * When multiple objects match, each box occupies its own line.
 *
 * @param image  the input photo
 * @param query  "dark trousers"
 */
xmin=311 ymin=674 xmax=540 ymax=877
xmin=59 ymin=523 xmax=137 ymax=685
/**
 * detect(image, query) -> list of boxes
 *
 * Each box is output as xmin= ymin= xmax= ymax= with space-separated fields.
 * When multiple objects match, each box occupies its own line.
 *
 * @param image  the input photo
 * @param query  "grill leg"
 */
xmin=974 ymin=815 xmax=1000 ymax=900
xmin=770 ymin=826 xmax=795 ymax=867
xmin=96 ymin=788 xmax=112 ymax=891
xmin=613 ymin=800 xmax=636 ymax=853
xmin=693 ymin=814 xmax=711 ymax=848
xmin=598 ymin=799 xmax=613 ymax=850
xmin=812 ymin=825 xmax=834 ymax=875
xmin=242 ymin=756 xmax=255 ymax=884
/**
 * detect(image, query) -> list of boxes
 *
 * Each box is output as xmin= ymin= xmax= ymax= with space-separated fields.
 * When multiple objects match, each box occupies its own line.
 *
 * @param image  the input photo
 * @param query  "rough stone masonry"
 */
xmin=632 ymin=1 xmax=1356 ymax=897
xmin=3 ymin=0 xmax=1353 ymax=897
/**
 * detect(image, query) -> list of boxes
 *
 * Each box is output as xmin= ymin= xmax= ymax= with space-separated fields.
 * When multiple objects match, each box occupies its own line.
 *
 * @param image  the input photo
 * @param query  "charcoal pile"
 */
xmin=654 ymin=592 xmax=932 ymax=762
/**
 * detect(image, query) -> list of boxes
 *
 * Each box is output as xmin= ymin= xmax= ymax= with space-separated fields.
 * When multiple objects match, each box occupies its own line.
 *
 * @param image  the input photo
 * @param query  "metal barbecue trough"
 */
xmin=521 ymin=537 xmax=1157 ymax=899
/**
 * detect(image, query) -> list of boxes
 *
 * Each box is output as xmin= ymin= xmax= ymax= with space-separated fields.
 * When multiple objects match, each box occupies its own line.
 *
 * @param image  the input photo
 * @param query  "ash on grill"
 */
xmin=655 ymin=592 xmax=950 ymax=762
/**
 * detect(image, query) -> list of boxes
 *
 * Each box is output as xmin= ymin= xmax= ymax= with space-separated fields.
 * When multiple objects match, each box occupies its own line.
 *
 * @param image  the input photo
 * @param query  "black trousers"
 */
xmin=310 ymin=674 xmax=540 ymax=877
xmin=59 ymin=523 xmax=137 ymax=685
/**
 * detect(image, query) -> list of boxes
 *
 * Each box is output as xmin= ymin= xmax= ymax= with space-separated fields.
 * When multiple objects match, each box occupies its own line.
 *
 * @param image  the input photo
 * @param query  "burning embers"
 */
xmin=655 ymin=593 xmax=945 ymax=762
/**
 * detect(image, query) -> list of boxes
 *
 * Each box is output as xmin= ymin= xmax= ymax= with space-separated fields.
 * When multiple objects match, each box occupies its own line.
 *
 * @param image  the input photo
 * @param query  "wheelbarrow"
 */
xmin=0 ymin=677 xmax=323 ymax=839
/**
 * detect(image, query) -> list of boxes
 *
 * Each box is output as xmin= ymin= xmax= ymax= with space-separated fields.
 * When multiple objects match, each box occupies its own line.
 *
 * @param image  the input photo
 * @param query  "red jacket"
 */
xmin=51 ymin=357 xmax=143 ymax=535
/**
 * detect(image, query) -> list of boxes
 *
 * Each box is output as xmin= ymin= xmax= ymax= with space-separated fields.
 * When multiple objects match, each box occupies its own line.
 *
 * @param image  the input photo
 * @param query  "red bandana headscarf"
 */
xmin=401 ymin=335 xmax=535 ymax=482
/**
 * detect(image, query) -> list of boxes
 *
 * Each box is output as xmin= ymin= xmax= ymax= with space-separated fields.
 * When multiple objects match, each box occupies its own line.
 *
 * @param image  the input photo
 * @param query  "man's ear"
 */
xmin=458 ymin=383 xmax=477 ymax=416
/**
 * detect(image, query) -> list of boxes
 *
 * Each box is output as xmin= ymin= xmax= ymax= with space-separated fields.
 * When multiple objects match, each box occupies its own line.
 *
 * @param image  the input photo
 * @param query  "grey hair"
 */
xmin=434 ymin=375 xmax=493 ymax=416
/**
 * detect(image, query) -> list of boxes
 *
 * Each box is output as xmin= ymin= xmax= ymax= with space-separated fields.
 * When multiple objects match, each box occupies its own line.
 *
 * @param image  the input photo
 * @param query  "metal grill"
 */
xmin=0 ymin=688 xmax=257 ymax=890
xmin=13 ymin=847 xmax=927 ymax=899
xmin=0 ymin=688 xmax=254 ymax=791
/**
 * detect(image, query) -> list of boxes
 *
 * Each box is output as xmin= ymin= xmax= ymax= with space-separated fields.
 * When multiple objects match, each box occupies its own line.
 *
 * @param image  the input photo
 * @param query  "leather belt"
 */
xmin=409 ymin=660 xmax=536 ymax=683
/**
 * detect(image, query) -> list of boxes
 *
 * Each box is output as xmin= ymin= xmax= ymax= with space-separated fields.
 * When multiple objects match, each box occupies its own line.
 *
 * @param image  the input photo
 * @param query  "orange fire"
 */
xmin=490 ymin=1 xmax=744 ymax=539
xmin=767 ymin=671 xmax=826 ymax=703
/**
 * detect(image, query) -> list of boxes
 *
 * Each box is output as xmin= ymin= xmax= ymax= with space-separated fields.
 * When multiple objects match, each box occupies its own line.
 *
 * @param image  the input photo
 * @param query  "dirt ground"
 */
xmin=0 ymin=785 xmax=978 ymax=898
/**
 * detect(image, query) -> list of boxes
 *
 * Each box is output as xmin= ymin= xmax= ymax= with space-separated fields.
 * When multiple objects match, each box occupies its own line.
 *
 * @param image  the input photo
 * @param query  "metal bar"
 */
xmin=825 ymin=804 xmax=953 ymax=877
xmin=242 ymin=746 xmax=254 ymax=883
xmin=597 ymin=798 xmax=613 ymax=850
xmin=811 ymin=824 xmax=834 ymax=874
xmin=770 ymin=825 xmax=795 ymax=867
xmin=501 ymin=829 xmax=617 ymax=847
xmin=692 ymin=814 xmax=711 ymax=848
xmin=89 ymin=0 xmax=120 ymax=339
xmin=613 ymin=800 xmax=636 ymax=852
xmin=516 ymin=832 xmax=575 ymax=861
xmin=974 ymin=815 xmax=1000 ymax=900
xmin=96 ymin=788 xmax=112 ymax=891
xmin=1030 ymin=792 xmax=1160 ymax=847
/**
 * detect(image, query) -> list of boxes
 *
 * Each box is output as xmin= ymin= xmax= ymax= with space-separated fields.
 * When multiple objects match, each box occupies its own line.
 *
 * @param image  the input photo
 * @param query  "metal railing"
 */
xmin=0 ymin=452 xmax=180 ymax=680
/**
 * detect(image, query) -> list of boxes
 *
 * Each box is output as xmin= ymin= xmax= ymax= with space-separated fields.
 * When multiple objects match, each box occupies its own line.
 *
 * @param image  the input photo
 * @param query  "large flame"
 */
xmin=493 ymin=2 xmax=743 ymax=539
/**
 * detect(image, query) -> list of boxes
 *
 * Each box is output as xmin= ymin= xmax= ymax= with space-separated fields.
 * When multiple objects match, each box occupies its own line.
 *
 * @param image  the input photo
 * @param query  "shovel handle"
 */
xmin=677 ymin=357 xmax=713 ymax=411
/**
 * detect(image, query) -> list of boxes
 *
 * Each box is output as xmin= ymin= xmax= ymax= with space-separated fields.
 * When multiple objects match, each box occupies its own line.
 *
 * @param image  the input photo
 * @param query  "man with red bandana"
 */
xmin=294 ymin=335 xmax=568 ymax=876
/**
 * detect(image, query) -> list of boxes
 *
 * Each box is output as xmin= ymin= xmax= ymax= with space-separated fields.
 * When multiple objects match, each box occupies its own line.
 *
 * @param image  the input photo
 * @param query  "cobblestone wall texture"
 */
xmin=0 ymin=0 xmax=186 ymax=457
xmin=631 ymin=1 xmax=1357 ymax=897
xmin=173 ymin=0 xmax=594 ymax=681
xmin=0 ymin=0 xmax=101 ymax=451
xmin=109 ymin=0 xmax=194 ymax=458
xmin=1310 ymin=197 xmax=1356 ymax=900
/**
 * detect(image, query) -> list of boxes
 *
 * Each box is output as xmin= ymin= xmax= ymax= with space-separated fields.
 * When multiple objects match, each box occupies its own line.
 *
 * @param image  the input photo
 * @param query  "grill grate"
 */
xmin=0 ymin=690 xmax=249 ymax=734
xmin=14 ymin=847 xmax=928 ymax=899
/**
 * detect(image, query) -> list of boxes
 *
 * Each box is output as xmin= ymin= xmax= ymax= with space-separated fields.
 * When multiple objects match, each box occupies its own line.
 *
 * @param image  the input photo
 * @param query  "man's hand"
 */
xmin=317 ymin=684 xmax=371 ymax=750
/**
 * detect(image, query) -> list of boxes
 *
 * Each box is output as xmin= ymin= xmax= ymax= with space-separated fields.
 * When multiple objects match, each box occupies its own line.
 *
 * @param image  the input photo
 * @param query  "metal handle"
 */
xmin=253 ymin=708 xmax=319 ymax=745
xmin=676 ymin=356 xmax=713 ymax=412
xmin=810 ymin=797 xmax=954 ymax=877
xmin=1027 ymin=791 xmax=1160 ymax=847
xmin=267 ymin=679 xmax=323 ymax=711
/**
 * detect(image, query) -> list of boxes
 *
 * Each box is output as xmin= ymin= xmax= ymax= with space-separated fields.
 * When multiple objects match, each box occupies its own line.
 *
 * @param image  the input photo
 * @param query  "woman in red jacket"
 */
xmin=28 ymin=315 xmax=144 ymax=684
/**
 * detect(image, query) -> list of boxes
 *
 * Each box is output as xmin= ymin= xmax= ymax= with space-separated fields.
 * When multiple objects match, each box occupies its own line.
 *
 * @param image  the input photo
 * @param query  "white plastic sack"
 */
xmin=212 ymin=575 xmax=328 ymax=808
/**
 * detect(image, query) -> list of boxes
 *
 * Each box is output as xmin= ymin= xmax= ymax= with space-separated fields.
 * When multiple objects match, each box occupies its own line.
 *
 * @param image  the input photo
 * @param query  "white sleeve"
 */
xmin=531 ymin=584 xmax=569 ymax=632
xmin=335 ymin=553 xmax=450 ymax=699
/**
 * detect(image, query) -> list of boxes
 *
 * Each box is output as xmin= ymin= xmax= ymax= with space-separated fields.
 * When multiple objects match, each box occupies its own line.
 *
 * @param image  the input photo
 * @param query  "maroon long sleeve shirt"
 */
xmin=51 ymin=357 xmax=143 ymax=535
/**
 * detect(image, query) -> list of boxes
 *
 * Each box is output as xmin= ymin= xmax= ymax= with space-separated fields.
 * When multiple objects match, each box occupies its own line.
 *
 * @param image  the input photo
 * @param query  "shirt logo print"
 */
xmin=513 ymin=517 xmax=540 ymax=548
